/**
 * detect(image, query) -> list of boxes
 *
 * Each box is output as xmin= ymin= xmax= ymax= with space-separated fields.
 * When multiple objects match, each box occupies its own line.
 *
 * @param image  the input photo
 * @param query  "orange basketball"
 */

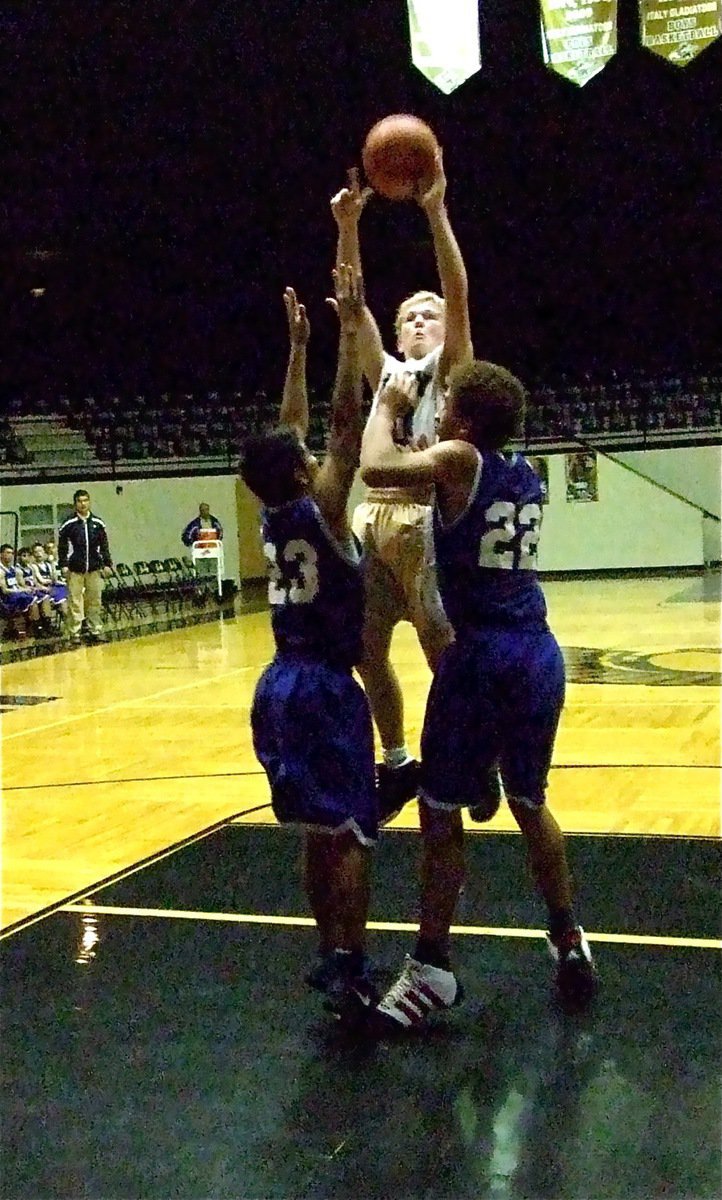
xmin=362 ymin=114 xmax=439 ymax=201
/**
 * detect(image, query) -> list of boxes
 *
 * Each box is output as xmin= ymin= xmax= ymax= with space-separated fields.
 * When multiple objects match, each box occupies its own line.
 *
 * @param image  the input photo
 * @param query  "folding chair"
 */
xmin=181 ymin=555 xmax=212 ymax=607
xmin=113 ymin=563 xmax=146 ymax=619
xmin=163 ymin=557 xmax=194 ymax=611
xmin=148 ymin=558 xmax=178 ymax=613
xmin=133 ymin=561 xmax=163 ymax=614
xmin=101 ymin=565 xmax=124 ymax=623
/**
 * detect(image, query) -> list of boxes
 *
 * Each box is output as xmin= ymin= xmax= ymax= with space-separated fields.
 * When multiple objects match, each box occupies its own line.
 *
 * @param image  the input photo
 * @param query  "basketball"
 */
xmin=362 ymin=114 xmax=439 ymax=201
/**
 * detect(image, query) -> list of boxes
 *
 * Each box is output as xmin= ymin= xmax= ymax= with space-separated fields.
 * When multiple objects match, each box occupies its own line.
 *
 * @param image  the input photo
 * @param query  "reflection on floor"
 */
xmin=2 ymin=825 xmax=720 ymax=1200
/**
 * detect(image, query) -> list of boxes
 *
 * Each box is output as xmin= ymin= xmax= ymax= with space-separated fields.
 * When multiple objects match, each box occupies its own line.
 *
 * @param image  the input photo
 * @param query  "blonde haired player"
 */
xmin=331 ymin=156 xmax=500 ymax=819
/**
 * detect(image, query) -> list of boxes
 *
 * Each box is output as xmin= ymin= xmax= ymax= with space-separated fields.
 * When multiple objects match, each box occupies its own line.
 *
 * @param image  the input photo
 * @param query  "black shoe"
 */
xmin=86 ymin=632 xmax=109 ymax=644
xmin=468 ymin=765 xmax=504 ymax=823
xmin=377 ymin=759 xmax=420 ymax=823
xmin=307 ymin=949 xmax=377 ymax=995
xmin=547 ymin=926 xmax=598 ymax=1005
xmin=305 ymin=950 xmax=344 ymax=993
xmin=324 ymin=959 xmax=380 ymax=1026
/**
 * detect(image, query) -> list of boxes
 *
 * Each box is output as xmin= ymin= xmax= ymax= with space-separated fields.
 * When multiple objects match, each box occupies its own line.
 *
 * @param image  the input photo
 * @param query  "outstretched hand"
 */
xmin=330 ymin=166 xmax=373 ymax=227
xmin=414 ymin=148 xmax=446 ymax=212
xmin=283 ymin=287 xmax=310 ymax=347
xmin=330 ymin=262 xmax=365 ymax=330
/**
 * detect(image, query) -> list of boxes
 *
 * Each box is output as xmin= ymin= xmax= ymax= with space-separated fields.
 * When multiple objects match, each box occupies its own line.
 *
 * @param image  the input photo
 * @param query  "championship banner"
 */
xmin=540 ymin=1 xmax=618 ymax=86
xmin=407 ymin=0 xmax=481 ymax=94
xmin=639 ymin=1 xmax=722 ymax=65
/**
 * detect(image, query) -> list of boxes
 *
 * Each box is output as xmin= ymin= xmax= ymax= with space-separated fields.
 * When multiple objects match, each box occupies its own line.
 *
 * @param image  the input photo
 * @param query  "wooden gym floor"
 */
xmin=1 ymin=570 xmax=720 ymax=1199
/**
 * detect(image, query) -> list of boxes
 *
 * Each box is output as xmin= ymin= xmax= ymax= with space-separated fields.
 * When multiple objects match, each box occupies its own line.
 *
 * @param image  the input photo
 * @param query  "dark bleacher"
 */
xmin=55 ymin=386 xmax=330 ymax=464
xmin=0 ymin=416 xmax=33 ymax=466
xmin=525 ymin=368 xmax=722 ymax=445
xmin=3 ymin=367 xmax=721 ymax=466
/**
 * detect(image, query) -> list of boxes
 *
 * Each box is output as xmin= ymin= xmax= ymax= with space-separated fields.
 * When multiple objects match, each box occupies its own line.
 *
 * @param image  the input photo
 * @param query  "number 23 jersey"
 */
xmin=434 ymin=450 xmax=548 ymax=632
xmin=261 ymin=494 xmax=364 ymax=669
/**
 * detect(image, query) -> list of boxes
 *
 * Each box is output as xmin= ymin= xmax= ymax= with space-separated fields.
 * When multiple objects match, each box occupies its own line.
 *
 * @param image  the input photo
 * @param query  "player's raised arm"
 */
xmin=278 ymin=286 xmax=310 ymax=440
xmin=331 ymin=168 xmax=385 ymax=391
xmin=313 ymin=264 xmax=366 ymax=536
xmin=415 ymin=149 xmax=473 ymax=381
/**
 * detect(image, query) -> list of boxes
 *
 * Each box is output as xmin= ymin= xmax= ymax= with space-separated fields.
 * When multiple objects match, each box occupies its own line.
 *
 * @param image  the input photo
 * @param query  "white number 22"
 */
xmin=478 ymin=502 xmax=541 ymax=570
xmin=264 ymin=539 xmax=319 ymax=604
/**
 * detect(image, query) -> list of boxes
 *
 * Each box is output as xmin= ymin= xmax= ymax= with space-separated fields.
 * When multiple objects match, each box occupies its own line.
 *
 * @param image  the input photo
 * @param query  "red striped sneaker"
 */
xmin=374 ymin=955 xmax=462 ymax=1031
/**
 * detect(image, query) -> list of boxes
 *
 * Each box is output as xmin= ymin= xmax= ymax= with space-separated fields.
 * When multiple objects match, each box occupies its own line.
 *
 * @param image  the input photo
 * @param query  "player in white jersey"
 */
xmin=331 ymin=155 xmax=484 ymax=816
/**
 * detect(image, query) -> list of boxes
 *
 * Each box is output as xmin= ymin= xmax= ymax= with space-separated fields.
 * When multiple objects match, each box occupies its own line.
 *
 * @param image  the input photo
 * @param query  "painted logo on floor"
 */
xmin=0 ymin=694 xmax=59 ymax=713
xmin=563 ymin=647 xmax=720 ymax=686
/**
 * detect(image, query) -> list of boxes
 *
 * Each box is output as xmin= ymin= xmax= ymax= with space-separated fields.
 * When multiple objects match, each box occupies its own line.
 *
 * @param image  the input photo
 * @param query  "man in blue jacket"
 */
xmin=181 ymin=503 xmax=223 ymax=547
xmin=57 ymin=489 xmax=114 ymax=646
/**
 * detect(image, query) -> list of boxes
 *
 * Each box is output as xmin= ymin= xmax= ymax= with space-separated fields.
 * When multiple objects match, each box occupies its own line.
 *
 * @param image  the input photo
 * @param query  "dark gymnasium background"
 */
xmin=3 ymin=0 xmax=721 ymax=404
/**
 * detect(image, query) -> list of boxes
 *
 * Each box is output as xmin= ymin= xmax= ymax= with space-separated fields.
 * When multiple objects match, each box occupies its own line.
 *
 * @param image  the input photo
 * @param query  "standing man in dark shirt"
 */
xmin=57 ymin=489 xmax=113 ymax=646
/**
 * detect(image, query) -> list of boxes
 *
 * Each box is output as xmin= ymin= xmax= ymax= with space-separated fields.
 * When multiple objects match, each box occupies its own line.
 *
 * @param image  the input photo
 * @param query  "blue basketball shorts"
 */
xmin=420 ymin=627 xmax=566 ymax=810
xmin=251 ymin=654 xmax=378 ymax=845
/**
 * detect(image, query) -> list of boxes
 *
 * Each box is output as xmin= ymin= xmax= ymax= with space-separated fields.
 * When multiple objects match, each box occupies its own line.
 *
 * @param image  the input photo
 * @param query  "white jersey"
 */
xmin=369 ymin=345 xmax=444 ymax=448
xmin=363 ymin=344 xmax=444 ymax=506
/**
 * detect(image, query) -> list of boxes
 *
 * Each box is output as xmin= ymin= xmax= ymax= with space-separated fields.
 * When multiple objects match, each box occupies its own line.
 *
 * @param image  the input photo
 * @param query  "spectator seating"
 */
xmin=3 ymin=368 xmax=721 ymax=467
xmin=0 ymin=416 xmax=33 ymax=465
xmin=524 ymin=369 xmax=722 ymax=444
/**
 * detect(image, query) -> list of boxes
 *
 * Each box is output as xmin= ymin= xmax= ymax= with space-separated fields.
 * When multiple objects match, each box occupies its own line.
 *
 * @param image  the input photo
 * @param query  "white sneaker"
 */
xmin=376 ymin=955 xmax=461 ymax=1029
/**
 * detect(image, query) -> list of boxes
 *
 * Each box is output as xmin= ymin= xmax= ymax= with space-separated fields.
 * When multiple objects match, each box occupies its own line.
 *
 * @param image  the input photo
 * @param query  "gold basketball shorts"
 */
xmin=352 ymin=500 xmax=452 ymax=646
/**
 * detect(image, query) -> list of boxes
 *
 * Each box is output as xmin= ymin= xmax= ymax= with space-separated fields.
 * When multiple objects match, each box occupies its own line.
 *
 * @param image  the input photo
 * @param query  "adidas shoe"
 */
xmin=377 ymin=759 xmax=420 ymax=824
xmin=546 ymin=926 xmax=598 ymax=1004
xmin=468 ymin=765 xmax=504 ymax=823
xmin=374 ymin=955 xmax=462 ymax=1031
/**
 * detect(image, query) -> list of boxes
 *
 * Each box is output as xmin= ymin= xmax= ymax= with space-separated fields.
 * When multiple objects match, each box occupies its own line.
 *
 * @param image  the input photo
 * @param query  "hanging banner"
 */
xmin=407 ymin=0 xmax=481 ymax=94
xmin=639 ymin=1 xmax=722 ymax=65
xmin=540 ymin=1 xmax=618 ymax=86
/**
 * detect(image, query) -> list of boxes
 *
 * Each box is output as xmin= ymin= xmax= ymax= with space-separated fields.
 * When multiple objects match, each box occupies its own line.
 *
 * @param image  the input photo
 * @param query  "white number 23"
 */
xmin=264 ymin=539 xmax=319 ymax=604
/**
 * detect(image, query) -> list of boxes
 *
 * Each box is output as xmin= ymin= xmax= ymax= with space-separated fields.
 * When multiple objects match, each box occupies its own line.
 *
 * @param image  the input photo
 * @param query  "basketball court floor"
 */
xmin=2 ymin=571 xmax=720 ymax=1199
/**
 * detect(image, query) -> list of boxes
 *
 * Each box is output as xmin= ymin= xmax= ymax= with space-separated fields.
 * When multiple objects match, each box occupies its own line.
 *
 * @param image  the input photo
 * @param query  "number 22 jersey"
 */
xmin=433 ymin=449 xmax=548 ymax=632
xmin=261 ymin=494 xmax=364 ymax=669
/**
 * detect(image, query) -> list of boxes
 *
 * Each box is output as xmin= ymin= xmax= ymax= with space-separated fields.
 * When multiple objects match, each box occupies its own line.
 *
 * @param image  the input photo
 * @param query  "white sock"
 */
xmin=383 ymin=746 xmax=413 ymax=769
